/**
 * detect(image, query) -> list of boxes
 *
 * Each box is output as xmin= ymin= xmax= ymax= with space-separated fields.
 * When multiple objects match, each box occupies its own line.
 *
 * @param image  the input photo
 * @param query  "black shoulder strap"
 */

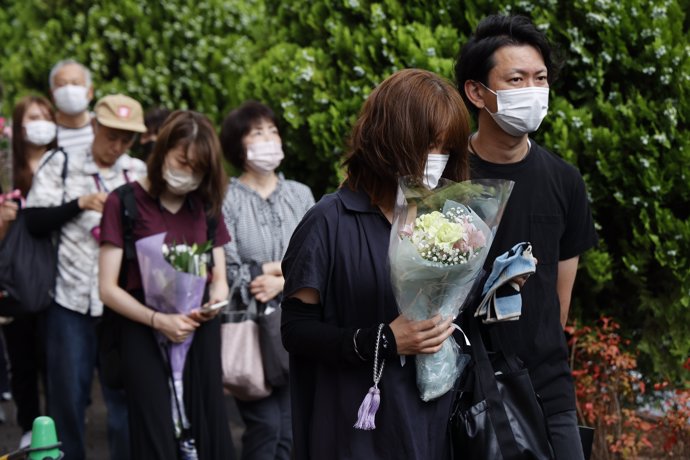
xmin=468 ymin=315 xmax=522 ymax=459
xmin=38 ymin=147 xmax=69 ymax=204
xmin=115 ymin=183 xmax=138 ymax=287
xmin=205 ymin=210 xmax=217 ymax=269
xmin=115 ymin=186 xmax=216 ymax=275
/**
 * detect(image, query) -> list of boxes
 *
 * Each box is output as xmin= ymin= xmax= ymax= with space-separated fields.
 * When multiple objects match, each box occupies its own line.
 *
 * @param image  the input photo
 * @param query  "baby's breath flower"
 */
xmin=407 ymin=205 xmax=486 ymax=266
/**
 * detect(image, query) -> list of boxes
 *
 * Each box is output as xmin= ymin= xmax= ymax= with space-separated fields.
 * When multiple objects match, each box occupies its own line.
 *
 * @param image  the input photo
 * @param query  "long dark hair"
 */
xmin=147 ymin=110 xmax=227 ymax=218
xmin=11 ymin=95 xmax=57 ymax=197
xmin=344 ymin=68 xmax=471 ymax=209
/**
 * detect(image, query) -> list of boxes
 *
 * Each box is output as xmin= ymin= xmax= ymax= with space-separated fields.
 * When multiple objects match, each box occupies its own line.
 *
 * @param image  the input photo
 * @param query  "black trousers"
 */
xmin=3 ymin=315 xmax=45 ymax=432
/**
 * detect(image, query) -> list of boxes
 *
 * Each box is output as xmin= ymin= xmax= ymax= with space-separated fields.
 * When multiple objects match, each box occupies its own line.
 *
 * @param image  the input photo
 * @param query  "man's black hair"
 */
xmin=454 ymin=15 xmax=560 ymax=111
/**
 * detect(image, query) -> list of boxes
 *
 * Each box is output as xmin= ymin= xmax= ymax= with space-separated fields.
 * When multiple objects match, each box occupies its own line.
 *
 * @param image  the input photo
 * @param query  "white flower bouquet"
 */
xmin=136 ymin=232 xmax=210 ymax=381
xmin=389 ymin=177 xmax=514 ymax=401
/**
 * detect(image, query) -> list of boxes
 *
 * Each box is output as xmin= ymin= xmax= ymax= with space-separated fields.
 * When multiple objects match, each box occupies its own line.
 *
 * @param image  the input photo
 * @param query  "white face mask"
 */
xmin=423 ymin=153 xmax=449 ymax=189
xmin=24 ymin=120 xmax=57 ymax=146
xmin=53 ymin=84 xmax=90 ymax=115
xmin=246 ymin=141 xmax=284 ymax=174
xmin=163 ymin=165 xmax=203 ymax=195
xmin=483 ymin=85 xmax=549 ymax=137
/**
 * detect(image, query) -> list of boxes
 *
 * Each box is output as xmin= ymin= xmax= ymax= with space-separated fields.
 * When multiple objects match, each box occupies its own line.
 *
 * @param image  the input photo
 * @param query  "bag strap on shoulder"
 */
xmin=115 ymin=183 xmax=138 ymax=288
xmin=205 ymin=210 xmax=217 ymax=270
xmin=468 ymin=315 xmax=522 ymax=459
xmin=116 ymin=183 xmax=138 ymax=263
xmin=38 ymin=147 xmax=69 ymax=202
xmin=116 ymin=184 xmax=217 ymax=277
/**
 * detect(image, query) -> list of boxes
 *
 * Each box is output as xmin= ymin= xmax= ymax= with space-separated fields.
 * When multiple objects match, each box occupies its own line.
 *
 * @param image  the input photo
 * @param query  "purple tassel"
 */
xmin=354 ymin=386 xmax=381 ymax=430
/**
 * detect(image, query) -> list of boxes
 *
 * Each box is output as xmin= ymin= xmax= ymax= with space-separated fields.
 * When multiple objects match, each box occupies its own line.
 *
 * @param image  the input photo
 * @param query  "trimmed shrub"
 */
xmin=0 ymin=0 xmax=266 ymax=121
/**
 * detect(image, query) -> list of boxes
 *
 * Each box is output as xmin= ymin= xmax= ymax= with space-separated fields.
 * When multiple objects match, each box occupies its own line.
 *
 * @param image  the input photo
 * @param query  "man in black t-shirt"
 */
xmin=455 ymin=15 xmax=598 ymax=460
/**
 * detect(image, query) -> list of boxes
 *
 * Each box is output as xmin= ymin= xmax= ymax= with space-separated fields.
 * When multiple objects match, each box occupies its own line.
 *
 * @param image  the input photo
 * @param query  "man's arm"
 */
xmin=557 ymin=256 xmax=580 ymax=328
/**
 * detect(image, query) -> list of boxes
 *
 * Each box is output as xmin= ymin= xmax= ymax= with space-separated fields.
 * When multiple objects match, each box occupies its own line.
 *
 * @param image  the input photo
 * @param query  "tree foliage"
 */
xmin=0 ymin=0 xmax=688 ymax=382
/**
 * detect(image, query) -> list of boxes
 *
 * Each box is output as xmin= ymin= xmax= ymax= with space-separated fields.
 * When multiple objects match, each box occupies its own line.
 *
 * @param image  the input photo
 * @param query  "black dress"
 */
xmin=282 ymin=185 xmax=453 ymax=460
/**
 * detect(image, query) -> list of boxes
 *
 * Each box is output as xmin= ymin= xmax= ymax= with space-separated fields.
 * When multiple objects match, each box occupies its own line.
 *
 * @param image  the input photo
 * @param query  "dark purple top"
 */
xmin=100 ymin=181 xmax=231 ymax=291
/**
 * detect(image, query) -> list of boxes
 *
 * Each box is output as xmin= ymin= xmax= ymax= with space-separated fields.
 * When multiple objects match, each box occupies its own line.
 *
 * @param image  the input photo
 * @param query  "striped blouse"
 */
xmin=222 ymin=174 xmax=315 ymax=310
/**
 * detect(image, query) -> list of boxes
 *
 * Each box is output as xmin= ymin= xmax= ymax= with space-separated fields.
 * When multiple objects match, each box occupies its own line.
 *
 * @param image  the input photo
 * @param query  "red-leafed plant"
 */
xmin=568 ymin=317 xmax=690 ymax=458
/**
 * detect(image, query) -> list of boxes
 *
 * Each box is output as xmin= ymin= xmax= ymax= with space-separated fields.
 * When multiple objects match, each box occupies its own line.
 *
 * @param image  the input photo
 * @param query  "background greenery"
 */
xmin=1 ymin=0 xmax=688 ymax=383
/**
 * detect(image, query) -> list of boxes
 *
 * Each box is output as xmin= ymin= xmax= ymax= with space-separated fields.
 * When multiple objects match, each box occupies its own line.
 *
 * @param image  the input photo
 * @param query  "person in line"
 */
xmin=0 ymin=95 xmax=57 ymax=448
xmin=136 ymin=106 xmax=172 ymax=161
xmin=25 ymin=94 xmax=148 ymax=460
xmin=219 ymin=101 xmax=315 ymax=460
xmin=49 ymin=59 xmax=94 ymax=155
xmin=455 ymin=14 xmax=598 ymax=459
xmin=99 ymin=110 xmax=236 ymax=460
xmin=280 ymin=68 xmax=470 ymax=459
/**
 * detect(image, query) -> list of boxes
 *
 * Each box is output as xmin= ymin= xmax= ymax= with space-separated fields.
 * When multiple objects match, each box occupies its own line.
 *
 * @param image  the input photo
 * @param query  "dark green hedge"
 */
xmin=1 ymin=0 xmax=688 ymax=382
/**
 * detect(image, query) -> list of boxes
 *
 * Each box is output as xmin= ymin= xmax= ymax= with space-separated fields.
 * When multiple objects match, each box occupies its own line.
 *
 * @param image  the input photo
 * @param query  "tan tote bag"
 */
xmin=220 ymin=308 xmax=272 ymax=401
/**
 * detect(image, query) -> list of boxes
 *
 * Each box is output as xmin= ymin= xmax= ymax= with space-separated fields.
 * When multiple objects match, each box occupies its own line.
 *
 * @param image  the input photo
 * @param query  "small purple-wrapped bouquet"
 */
xmin=135 ymin=232 xmax=211 ymax=381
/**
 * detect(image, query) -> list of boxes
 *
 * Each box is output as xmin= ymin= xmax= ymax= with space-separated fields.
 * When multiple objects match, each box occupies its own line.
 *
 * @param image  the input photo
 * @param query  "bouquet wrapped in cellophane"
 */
xmin=135 ymin=232 xmax=211 ymax=381
xmin=388 ymin=177 xmax=514 ymax=401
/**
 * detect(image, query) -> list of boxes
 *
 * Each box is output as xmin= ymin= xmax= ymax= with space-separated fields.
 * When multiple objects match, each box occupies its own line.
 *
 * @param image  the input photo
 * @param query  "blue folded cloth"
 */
xmin=475 ymin=242 xmax=536 ymax=323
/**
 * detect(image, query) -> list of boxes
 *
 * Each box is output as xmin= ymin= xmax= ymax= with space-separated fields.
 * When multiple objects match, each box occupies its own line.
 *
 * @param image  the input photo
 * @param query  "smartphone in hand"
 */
xmin=199 ymin=299 xmax=229 ymax=314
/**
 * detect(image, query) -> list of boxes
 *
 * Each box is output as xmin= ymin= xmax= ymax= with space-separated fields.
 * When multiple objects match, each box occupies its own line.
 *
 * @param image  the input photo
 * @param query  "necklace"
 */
xmin=469 ymin=133 xmax=530 ymax=163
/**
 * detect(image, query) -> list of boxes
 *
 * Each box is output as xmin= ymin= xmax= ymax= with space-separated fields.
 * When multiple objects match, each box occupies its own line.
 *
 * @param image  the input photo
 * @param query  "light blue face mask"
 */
xmin=423 ymin=153 xmax=449 ymax=189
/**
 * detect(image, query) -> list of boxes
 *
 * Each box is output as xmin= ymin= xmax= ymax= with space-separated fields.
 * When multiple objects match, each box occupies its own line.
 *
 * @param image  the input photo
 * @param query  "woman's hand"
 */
xmin=188 ymin=308 xmax=220 ymax=323
xmin=389 ymin=314 xmax=455 ymax=355
xmin=78 ymin=192 xmax=108 ymax=212
xmin=188 ymin=299 xmax=225 ymax=323
xmin=0 ymin=199 xmax=18 ymax=223
xmin=262 ymin=261 xmax=283 ymax=276
xmin=250 ymin=274 xmax=284 ymax=303
xmin=154 ymin=313 xmax=199 ymax=343
xmin=512 ymin=256 xmax=538 ymax=288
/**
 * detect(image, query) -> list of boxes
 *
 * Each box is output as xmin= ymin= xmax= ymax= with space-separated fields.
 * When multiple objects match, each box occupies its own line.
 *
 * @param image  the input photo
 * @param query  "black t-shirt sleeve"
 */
xmin=559 ymin=171 xmax=598 ymax=260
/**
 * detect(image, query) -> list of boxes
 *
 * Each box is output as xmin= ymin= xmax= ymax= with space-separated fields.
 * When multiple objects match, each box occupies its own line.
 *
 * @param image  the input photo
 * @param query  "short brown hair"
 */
xmin=147 ymin=110 xmax=227 ymax=217
xmin=343 ymin=68 xmax=471 ymax=209
xmin=219 ymin=101 xmax=278 ymax=170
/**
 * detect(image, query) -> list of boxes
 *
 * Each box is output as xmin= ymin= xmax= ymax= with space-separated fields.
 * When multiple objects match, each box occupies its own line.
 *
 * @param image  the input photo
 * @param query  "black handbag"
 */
xmin=0 ymin=148 xmax=67 ymax=317
xmin=246 ymin=263 xmax=289 ymax=388
xmin=450 ymin=314 xmax=555 ymax=460
xmin=0 ymin=211 xmax=58 ymax=316
xmin=256 ymin=303 xmax=289 ymax=387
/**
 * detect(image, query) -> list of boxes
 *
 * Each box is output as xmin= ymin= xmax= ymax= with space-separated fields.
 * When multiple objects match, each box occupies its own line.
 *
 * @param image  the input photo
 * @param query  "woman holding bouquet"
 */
xmin=99 ymin=111 xmax=236 ymax=459
xmin=281 ymin=68 xmax=471 ymax=459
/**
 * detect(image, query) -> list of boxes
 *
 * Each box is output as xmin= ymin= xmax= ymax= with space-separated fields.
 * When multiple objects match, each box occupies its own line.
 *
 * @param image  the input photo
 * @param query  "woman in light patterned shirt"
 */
xmin=219 ymin=101 xmax=314 ymax=460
